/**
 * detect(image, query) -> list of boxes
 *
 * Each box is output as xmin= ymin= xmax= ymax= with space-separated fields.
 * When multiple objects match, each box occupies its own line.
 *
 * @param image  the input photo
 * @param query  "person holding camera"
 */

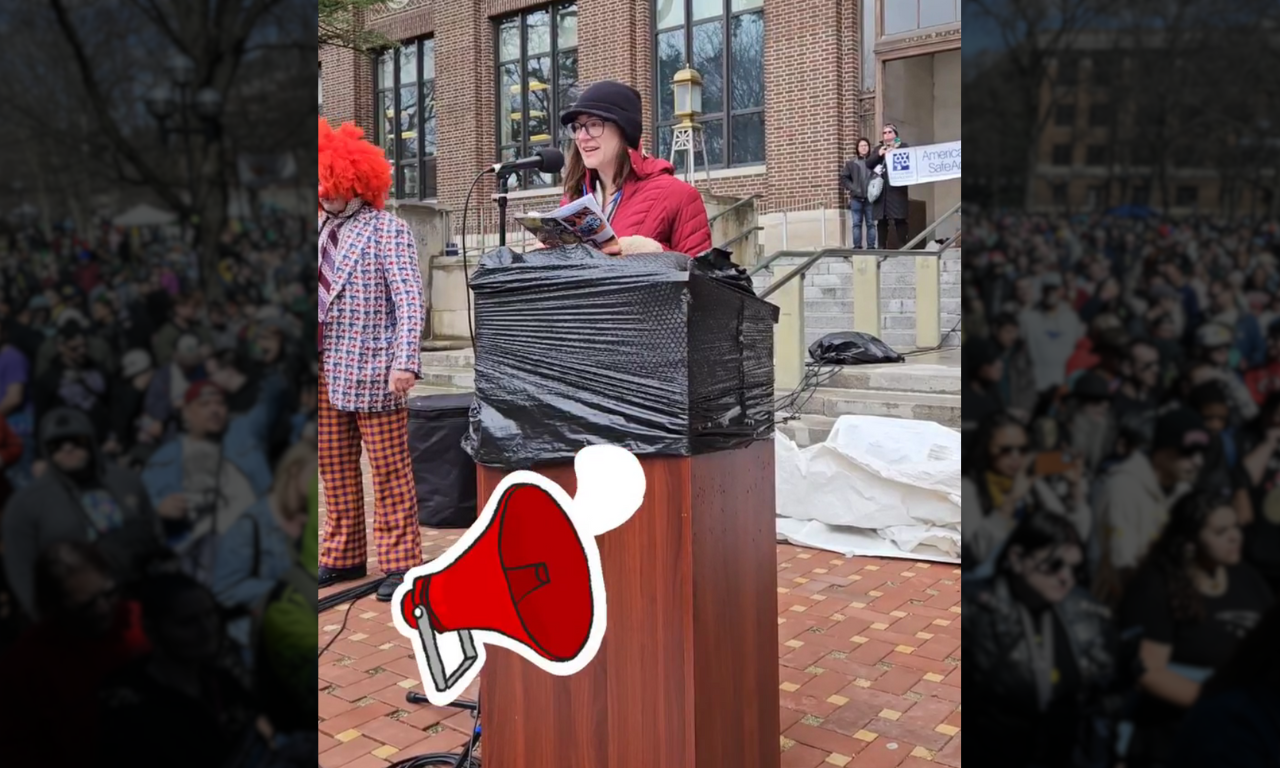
xmin=863 ymin=123 xmax=911 ymax=249
xmin=962 ymin=411 xmax=1092 ymax=569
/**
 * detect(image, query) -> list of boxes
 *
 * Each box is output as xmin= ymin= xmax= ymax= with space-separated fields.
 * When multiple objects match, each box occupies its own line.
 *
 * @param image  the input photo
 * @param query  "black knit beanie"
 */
xmin=560 ymin=81 xmax=643 ymax=149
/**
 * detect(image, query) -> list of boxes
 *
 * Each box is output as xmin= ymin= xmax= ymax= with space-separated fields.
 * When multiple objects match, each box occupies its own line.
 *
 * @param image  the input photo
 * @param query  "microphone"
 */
xmin=491 ymin=147 xmax=565 ymax=176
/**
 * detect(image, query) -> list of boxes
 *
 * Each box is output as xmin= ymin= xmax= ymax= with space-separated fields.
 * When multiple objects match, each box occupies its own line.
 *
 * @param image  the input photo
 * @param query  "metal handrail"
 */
xmin=899 ymin=200 xmax=962 ymax=251
xmin=757 ymin=229 xmax=960 ymax=301
xmin=707 ymin=194 xmax=760 ymax=225
xmin=717 ymin=225 xmax=763 ymax=252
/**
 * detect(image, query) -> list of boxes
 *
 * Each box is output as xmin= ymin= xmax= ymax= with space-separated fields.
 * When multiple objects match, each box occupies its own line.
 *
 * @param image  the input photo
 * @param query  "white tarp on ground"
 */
xmin=775 ymin=415 xmax=961 ymax=563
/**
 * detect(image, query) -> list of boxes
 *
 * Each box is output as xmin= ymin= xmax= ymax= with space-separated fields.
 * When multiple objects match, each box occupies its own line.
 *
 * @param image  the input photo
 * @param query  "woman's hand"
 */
xmin=616 ymin=235 xmax=664 ymax=256
xmin=998 ymin=458 xmax=1035 ymax=519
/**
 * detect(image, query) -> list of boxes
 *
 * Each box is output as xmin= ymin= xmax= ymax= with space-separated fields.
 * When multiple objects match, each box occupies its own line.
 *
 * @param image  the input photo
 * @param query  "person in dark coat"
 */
xmin=864 ymin=123 xmax=912 ymax=249
xmin=839 ymin=137 xmax=876 ymax=249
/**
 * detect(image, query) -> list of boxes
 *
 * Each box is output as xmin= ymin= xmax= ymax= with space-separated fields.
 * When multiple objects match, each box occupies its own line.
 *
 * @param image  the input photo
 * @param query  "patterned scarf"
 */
xmin=317 ymin=199 xmax=364 ymax=346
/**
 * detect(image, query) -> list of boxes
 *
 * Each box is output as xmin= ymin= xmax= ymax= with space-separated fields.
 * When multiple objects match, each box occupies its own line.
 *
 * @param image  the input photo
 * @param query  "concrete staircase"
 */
xmin=753 ymin=248 xmax=962 ymax=351
xmin=413 ymin=348 xmax=960 ymax=449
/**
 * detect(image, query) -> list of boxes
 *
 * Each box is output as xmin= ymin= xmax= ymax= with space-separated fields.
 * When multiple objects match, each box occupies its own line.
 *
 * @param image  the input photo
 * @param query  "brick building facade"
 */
xmin=321 ymin=0 xmax=961 ymax=234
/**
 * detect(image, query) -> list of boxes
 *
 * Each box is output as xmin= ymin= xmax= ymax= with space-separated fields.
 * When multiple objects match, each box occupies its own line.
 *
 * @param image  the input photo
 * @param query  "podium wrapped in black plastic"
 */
xmin=461 ymin=245 xmax=779 ymax=469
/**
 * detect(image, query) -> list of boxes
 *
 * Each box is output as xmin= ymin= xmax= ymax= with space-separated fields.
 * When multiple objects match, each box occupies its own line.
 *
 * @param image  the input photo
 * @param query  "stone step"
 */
xmin=793 ymin=388 xmax=961 ymax=428
xmin=776 ymin=414 xmax=836 ymax=448
xmin=422 ymin=349 xmax=475 ymax=370
xmin=815 ymin=363 xmax=960 ymax=394
xmin=409 ymin=382 xmax=470 ymax=398
xmin=419 ymin=364 xmax=476 ymax=390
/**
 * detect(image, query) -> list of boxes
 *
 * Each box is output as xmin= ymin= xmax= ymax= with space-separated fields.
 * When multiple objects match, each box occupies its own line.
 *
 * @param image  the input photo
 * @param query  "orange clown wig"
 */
xmin=318 ymin=119 xmax=393 ymax=211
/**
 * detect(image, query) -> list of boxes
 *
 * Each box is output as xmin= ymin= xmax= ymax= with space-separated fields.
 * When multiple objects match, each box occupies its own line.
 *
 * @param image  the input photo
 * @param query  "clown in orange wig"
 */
xmin=318 ymin=118 xmax=393 ymax=211
xmin=317 ymin=118 xmax=425 ymax=599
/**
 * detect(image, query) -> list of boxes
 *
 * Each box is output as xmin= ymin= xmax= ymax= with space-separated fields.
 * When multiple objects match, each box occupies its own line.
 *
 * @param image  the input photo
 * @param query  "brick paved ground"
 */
xmin=318 ymin=470 xmax=962 ymax=768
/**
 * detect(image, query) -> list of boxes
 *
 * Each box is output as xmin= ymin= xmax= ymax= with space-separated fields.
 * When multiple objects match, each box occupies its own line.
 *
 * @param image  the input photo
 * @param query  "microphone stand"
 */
xmin=495 ymin=171 xmax=512 ymax=248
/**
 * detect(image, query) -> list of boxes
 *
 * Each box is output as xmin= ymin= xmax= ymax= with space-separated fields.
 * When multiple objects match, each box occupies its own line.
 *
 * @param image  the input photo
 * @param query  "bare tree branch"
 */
xmin=47 ymin=0 xmax=188 ymax=216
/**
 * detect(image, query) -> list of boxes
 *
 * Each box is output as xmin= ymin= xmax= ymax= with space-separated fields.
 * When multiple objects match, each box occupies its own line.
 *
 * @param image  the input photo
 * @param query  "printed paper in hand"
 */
xmin=515 ymin=195 xmax=619 ymax=250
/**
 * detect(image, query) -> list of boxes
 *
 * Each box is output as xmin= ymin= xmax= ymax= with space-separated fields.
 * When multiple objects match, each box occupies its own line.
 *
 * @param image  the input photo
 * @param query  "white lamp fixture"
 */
xmin=672 ymin=66 xmax=703 ymax=128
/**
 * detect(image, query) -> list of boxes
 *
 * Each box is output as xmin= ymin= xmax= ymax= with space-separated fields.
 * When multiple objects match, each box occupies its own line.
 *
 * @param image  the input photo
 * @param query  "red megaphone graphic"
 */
xmin=400 ymin=483 xmax=595 ymax=692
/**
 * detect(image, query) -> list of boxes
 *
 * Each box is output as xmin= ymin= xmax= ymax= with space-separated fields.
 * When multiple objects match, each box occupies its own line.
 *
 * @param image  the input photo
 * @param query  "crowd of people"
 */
xmin=961 ymin=209 xmax=1280 ymax=767
xmin=0 ymin=207 xmax=317 ymax=767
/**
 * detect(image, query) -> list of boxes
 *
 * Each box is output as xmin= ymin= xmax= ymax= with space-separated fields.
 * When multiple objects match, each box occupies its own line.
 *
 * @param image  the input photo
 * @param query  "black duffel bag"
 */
xmin=407 ymin=393 xmax=478 ymax=528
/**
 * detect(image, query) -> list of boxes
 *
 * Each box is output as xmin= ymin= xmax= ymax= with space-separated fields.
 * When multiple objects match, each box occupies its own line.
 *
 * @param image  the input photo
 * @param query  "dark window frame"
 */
xmin=1055 ymin=104 xmax=1076 ymax=127
xmin=652 ymin=0 xmax=766 ymax=171
xmin=493 ymin=3 xmax=579 ymax=191
xmin=1051 ymin=143 xmax=1073 ymax=166
xmin=374 ymin=38 xmax=438 ymax=201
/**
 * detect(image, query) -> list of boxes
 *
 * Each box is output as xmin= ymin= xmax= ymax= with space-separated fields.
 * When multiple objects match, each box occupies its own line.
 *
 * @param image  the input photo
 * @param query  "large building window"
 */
xmin=496 ymin=3 xmax=579 ymax=191
xmin=654 ymin=0 xmax=765 ymax=171
xmin=376 ymin=38 xmax=437 ymax=200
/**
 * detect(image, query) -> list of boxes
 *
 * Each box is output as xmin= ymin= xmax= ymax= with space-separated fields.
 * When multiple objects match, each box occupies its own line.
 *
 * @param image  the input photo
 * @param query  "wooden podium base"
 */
xmin=476 ymin=440 xmax=780 ymax=768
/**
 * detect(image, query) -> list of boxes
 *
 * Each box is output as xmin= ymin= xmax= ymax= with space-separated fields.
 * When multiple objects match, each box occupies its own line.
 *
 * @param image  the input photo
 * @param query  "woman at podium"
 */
xmin=558 ymin=81 xmax=713 ymax=258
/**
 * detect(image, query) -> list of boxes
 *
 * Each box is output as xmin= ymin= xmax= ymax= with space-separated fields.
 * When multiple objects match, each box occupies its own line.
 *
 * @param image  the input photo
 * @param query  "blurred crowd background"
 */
xmin=962 ymin=210 xmax=1280 ymax=767
xmin=0 ymin=211 xmax=317 ymax=767
xmin=964 ymin=1 xmax=1280 ymax=765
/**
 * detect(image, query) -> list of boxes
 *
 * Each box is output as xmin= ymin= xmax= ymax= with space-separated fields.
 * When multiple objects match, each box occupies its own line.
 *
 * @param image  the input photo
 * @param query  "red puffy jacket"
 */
xmin=562 ymin=149 xmax=713 ymax=257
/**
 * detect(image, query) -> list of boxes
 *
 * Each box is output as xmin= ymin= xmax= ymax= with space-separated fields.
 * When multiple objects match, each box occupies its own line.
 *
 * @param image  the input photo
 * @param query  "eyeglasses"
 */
xmin=994 ymin=443 xmax=1027 ymax=457
xmin=569 ymin=119 xmax=607 ymax=139
xmin=1032 ymin=556 xmax=1075 ymax=576
xmin=52 ymin=437 xmax=88 ymax=453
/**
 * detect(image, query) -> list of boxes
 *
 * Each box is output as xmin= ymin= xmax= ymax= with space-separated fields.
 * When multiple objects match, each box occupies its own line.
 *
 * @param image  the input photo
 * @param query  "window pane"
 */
xmin=670 ymin=132 xmax=688 ymax=174
xmin=399 ymin=45 xmax=417 ymax=87
xmin=731 ymin=0 xmax=762 ymax=9
xmin=402 ymin=164 xmax=418 ymax=199
xmin=729 ymin=12 xmax=763 ymax=110
xmin=701 ymin=119 xmax=724 ymax=166
xmin=499 ymin=18 xmax=520 ymax=61
xmin=557 ymin=4 xmax=578 ymax=48
xmin=692 ymin=0 xmax=722 ymax=21
xmin=422 ymin=158 xmax=437 ymax=198
xmin=658 ymin=127 xmax=674 ymax=165
xmin=500 ymin=147 xmax=524 ymax=191
xmin=400 ymin=85 xmax=418 ymax=160
xmin=557 ymin=50 xmax=580 ymax=140
xmin=380 ymin=92 xmax=396 ymax=160
xmin=692 ymin=22 xmax=724 ymax=115
xmin=656 ymin=30 xmax=685 ymax=123
xmin=655 ymin=0 xmax=684 ymax=29
xmin=526 ymin=56 xmax=553 ymax=144
xmin=378 ymin=52 xmax=394 ymax=89
xmin=527 ymin=144 xmax=555 ymax=188
xmin=527 ymin=10 xmax=551 ymax=56
xmin=500 ymin=62 xmax=524 ymax=146
xmin=422 ymin=38 xmax=435 ymax=79
xmin=422 ymin=80 xmax=437 ymax=156
xmin=730 ymin=111 xmax=764 ymax=165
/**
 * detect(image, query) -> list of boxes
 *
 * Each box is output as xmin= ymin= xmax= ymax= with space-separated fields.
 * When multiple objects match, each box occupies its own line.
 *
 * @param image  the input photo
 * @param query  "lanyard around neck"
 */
xmin=585 ymin=181 xmax=623 ymax=223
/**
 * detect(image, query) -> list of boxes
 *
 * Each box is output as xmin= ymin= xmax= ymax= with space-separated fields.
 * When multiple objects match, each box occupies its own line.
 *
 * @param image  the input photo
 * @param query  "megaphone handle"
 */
xmin=417 ymin=624 xmax=480 ymax=693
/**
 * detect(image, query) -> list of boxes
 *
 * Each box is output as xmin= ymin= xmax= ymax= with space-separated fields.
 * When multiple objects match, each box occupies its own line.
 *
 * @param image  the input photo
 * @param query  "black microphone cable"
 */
xmin=458 ymin=167 xmax=491 ymax=351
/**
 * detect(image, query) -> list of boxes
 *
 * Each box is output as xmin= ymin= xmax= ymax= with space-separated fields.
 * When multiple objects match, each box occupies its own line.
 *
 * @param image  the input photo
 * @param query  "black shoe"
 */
xmin=377 ymin=572 xmax=406 ymax=602
xmin=319 ymin=565 xmax=367 ymax=587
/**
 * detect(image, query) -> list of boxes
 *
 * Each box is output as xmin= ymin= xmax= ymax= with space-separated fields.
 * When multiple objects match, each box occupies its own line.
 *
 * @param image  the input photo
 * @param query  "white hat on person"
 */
xmin=121 ymin=349 xmax=153 ymax=379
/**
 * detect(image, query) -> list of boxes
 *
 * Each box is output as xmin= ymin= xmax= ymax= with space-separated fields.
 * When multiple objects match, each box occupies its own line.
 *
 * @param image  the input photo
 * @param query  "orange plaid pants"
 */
xmin=317 ymin=367 xmax=422 ymax=574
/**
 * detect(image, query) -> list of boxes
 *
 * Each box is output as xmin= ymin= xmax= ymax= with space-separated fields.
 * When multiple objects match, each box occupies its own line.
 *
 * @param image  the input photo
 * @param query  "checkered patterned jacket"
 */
xmin=320 ymin=206 xmax=424 ymax=413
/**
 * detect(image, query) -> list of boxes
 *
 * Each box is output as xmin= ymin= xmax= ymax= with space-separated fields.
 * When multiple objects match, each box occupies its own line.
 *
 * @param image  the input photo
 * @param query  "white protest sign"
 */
xmin=886 ymin=141 xmax=961 ymax=186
